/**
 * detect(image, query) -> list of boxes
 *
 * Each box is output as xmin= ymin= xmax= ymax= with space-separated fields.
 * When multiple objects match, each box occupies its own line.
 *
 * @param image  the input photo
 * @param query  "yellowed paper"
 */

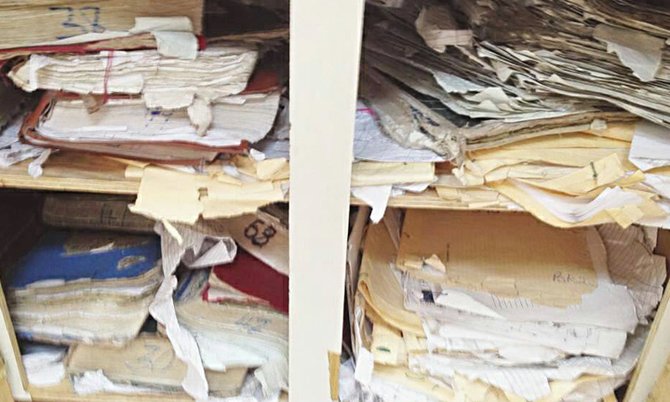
xmin=129 ymin=167 xmax=204 ymax=224
xmin=351 ymin=162 xmax=435 ymax=187
xmin=234 ymin=156 xmax=290 ymax=181
xmin=503 ymin=133 xmax=630 ymax=150
xmin=518 ymin=154 xmax=626 ymax=195
xmin=371 ymin=321 xmax=406 ymax=366
xmin=584 ymin=122 xmax=636 ymax=142
xmin=396 ymin=210 xmax=598 ymax=307
xmin=358 ymin=223 xmax=423 ymax=335
xmin=130 ymin=166 xmax=285 ymax=223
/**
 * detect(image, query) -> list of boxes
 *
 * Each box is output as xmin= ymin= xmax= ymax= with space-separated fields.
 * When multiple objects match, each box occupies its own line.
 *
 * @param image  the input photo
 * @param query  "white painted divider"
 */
xmin=288 ymin=0 xmax=365 ymax=400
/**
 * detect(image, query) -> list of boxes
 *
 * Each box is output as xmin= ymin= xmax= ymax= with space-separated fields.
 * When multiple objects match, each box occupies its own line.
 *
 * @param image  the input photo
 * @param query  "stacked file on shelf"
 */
xmin=344 ymin=0 xmax=670 ymax=230
xmin=432 ymin=122 xmax=670 ymax=228
xmin=349 ymin=210 xmax=666 ymax=401
xmin=175 ymin=268 xmax=288 ymax=397
xmin=7 ymin=230 xmax=162 ymax=345
xmin=0 ymin=0 xmax=287 ymax=171
xmin=8 ymin=46 xmax=281 ymax=163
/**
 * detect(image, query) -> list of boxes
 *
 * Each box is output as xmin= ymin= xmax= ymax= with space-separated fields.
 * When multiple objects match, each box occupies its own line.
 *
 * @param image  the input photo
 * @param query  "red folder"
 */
xmin=205 ymin=248 xmax=288 ymax=314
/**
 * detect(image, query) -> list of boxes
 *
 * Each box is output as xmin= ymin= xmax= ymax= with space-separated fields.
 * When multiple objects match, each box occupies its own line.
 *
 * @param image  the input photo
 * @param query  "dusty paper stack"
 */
xmin=434 ymin=122 xmax=670 ymax=228
xmin=14 ymin=194 xmax=290 ymax=400
xmin=111 ymin=207 xmax=288 ymax=400
xmin=0 ymin=0 xmax=288 ymax=169
xmin=6 ymin=230 xmax=162 ymax=345
xmin=343 ymin=102 xmax=441 ymax=222
xmin=7 ymin=39 xmax=278 ymax=163
xmin=65 ymin=334 xmax=249 ymax=397
xmin=175 ymin=265 xmax=288 ymax=399
xmin=352 ymin=0 xmax=670 ymax=228
xmin=346 ymin=209 xmax=666 ymax=402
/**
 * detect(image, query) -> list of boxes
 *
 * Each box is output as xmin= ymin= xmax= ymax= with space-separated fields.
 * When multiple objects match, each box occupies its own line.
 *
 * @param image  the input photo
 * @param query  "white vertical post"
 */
xmin=289 ymin=0 xmax=365 ymax=400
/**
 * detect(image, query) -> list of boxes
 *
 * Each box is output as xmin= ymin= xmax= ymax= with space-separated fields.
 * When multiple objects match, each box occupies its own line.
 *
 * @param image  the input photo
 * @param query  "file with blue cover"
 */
xmin=9 ymin=230 xmax=160 ymax=289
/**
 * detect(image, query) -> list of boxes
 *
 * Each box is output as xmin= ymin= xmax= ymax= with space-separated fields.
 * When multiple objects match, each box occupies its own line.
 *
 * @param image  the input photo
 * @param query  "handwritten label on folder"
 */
xmin=48 ymin=6 xmax=106 ymax=40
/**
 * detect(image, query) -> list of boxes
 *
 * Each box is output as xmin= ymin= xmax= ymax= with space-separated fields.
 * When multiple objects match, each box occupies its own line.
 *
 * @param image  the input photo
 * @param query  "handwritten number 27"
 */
xmin=50 ymin=6 xmax=105 ymax=39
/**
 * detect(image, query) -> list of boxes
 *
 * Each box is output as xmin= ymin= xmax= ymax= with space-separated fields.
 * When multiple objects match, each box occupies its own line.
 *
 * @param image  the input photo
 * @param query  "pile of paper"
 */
xmin=66 ymin=334 xmax=249 ymax=397
xmin=349 ymin=210 xmax=666 ymax=401
xmin=0 ymin=1 xmax=287 ymax=167
xmin=9 ymin=46 xmax=280 ymax=162
xmin=175 ymin=263 xmax=288 ymax=398
xmin=360 ymin=5 xmax=629 ymax=159
xmin=431 ymin=122 xmax=670 ymax=228
xmin=7 ymin=230 xmax=162 ymax=345
xmin=344 ymin=1 xmax=670 ymax=230
xmin=461 ymin=0 xmax=670 ymax=126
xmin=360 ymin=0 xmax=670 ymax=154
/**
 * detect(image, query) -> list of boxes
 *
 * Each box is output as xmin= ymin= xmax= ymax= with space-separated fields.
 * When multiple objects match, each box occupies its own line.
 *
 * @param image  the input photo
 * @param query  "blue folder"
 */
xmin=9 ymin=230 xmax=161 ymax=289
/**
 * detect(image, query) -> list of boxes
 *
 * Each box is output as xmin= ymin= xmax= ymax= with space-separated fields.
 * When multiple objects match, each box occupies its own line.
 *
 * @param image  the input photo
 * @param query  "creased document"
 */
xmin=150 ymin=221 xmax=236 ymax=400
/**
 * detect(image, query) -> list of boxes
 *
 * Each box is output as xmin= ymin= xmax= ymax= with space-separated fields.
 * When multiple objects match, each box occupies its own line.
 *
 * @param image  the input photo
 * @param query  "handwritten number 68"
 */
xmin=244 ymin=219 xmax=277 ymax=247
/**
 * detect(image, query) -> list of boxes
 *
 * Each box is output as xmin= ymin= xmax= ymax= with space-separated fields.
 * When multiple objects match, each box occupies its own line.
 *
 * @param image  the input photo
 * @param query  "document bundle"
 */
xmin=348 ymin=0 xmax=670 ymax=231
xmin=0 ymin=0 xmax=292 ymax=234
xmin=6 ymin=193 xmax=290 ymax=401
xmin=176 ymin=265 xmax=288 ymax=398
xmin=7 ymin=230 xmax=162 ymax=345
xmin=346 ymin=209 xmax=666 ymax=402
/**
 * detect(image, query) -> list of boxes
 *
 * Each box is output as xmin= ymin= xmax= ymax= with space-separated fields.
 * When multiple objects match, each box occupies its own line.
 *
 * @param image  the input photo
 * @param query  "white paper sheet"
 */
xmin=73 ymin=370 xmax=156 ymax=395
xmin=351 ymin=185 xmax=393 ymax=223
xmin=420 ymin=306 xmax=627 ymax=359
xmin=629 ymin=121 xmax=670 ymax=171
xmin=0 ymin=117 xmax=49 ymax=169
xmin=354 ymin=105 xmax=447 ymax=162
xmin=514 ymin=181 xmax=644 ymax=223
xmin=593 ymin=24 xmax=664 ymax=82
xmin=38 ymin=93 xmax=280 ymax=147
xmin=354 ymin=347 xmax=375 ymax=386
xmin=22 ymin=349 xmax=65 ymax=387
xmin=150 ymin=222 xmax=237 ymax=400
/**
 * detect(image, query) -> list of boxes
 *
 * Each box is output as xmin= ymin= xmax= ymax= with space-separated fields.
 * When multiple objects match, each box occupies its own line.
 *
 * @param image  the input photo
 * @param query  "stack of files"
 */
xmin=345 ymin=1 xmax=670 ymax=229
xmin=6 ymin=230 xmax=162 ymax=345
xmin=0 ymin=1 xmax=288 ymax=169
xmin=0 ymin=0 xmax=204 ymax=60
xmin=66 ymin=334 xmax=248 ymax=397
xmin=430 ymin=121 xmax=670 ymax=228
xmin=458 ymin=0 xmax=670 ymax=127
xmin=351 ymin=209 xmax=667 ymax=401
xmin=175 ymin=266 xmax=288 ymax=397
xmin=357 ymin=1 xmax=670 ymax=162
xmin=7 ymin=48 xmax=281 ymax=164
xmin=359 ymin=3 xmax=635 ymax=161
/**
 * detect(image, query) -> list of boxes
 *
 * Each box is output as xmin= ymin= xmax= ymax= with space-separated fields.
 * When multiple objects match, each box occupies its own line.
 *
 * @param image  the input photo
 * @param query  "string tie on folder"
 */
xmin=102 ymin=50 xmax=115 ymax=105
